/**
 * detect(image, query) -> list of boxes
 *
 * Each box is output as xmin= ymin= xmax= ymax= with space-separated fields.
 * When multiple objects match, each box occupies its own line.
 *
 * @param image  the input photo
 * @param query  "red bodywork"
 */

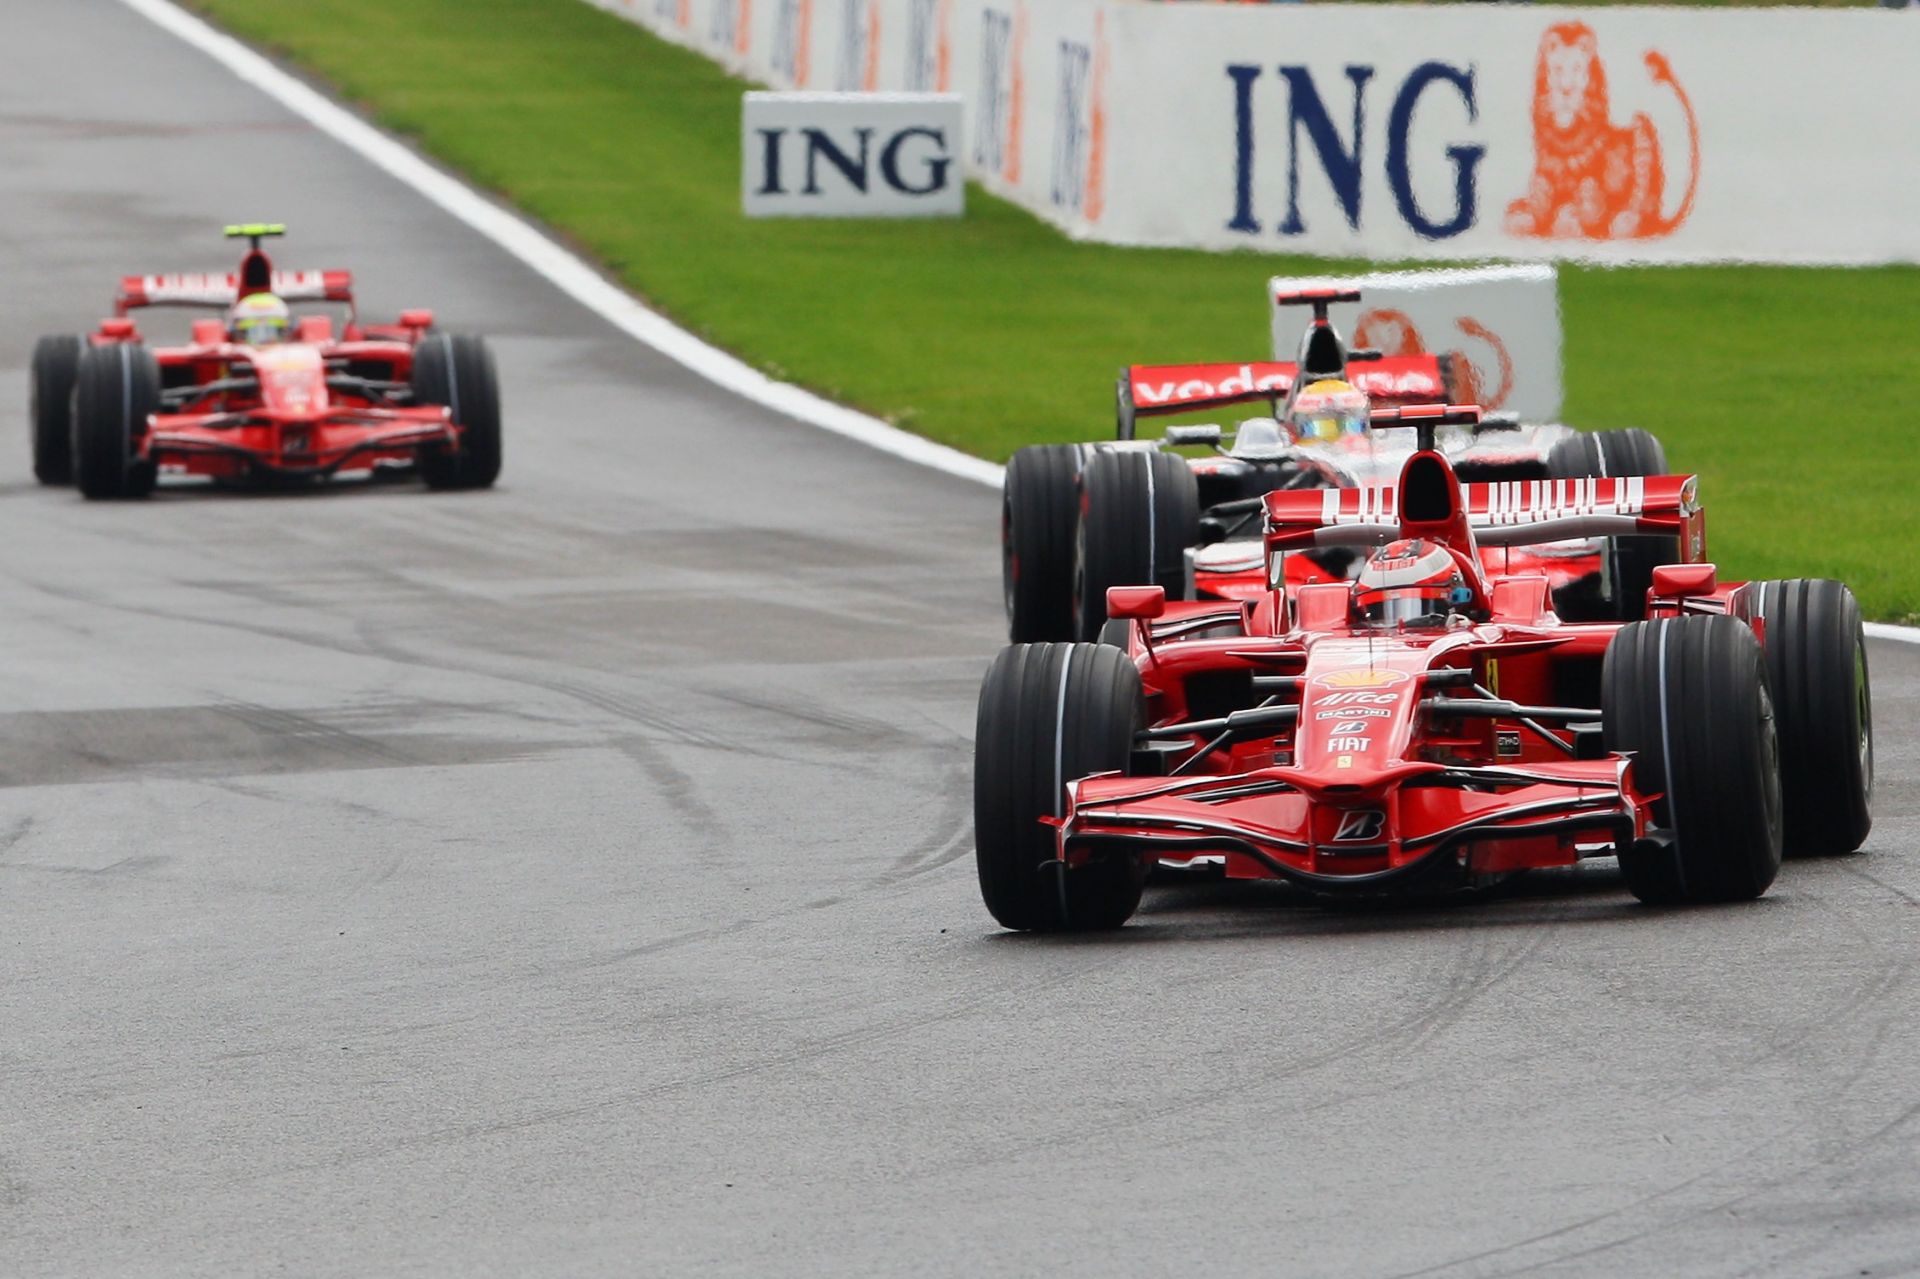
xmin=1061 ymin=411 xmax=1731 ymax=893
xmin=92 ymin=254 xmax=456 ymax=481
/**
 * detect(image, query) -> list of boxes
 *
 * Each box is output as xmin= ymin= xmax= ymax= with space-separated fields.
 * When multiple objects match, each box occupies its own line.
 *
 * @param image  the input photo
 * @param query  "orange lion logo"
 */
xmin=1354 ymin=309 xmax=1514 ymax=411
xmin=1505 ymin=23 xmax=1700 ymax=241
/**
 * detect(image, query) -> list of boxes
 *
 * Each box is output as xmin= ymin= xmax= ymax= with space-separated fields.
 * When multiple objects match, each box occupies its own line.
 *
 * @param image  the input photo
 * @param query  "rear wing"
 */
xmin=1116 ymin=354 xmax=1446 ymax=439
xmin=1264 ymin=474 xmax=1706 ymax=554
xmin=115 ymin=269 xmax=355 ymax=314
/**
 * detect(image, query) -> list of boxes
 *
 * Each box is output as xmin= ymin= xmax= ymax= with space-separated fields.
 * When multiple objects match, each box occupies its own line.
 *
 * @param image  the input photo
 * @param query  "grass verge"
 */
xmin=186 ymin=0 xmax=1918 ymax=620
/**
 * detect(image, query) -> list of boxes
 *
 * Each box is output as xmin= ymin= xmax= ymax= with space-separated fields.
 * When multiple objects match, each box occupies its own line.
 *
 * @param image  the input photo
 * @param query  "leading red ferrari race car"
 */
xmin=975 ymin=405 xmax=1874 ymax=931
xmin=28 ymin=224 xmax=500 ymax=498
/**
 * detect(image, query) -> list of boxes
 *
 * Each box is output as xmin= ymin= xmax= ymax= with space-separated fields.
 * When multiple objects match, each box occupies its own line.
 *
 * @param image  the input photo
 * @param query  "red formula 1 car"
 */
xmin=974 ymin=406 xmax=1874 ymax=932
xmin=1003 ymin=288 xmax=1669 ymax=645
xmin=28 ymin=224 xmax=500 ymax=498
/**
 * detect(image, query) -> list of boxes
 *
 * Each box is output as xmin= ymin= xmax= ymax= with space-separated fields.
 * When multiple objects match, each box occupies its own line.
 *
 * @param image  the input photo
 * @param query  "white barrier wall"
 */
xmin=585 ymin=0 xmax=1920 ymax=265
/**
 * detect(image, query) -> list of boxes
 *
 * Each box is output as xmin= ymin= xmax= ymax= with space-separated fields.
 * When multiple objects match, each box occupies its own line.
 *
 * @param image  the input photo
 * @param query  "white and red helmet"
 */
xmin=1353 ymin=539 xmax=1470 ymax=629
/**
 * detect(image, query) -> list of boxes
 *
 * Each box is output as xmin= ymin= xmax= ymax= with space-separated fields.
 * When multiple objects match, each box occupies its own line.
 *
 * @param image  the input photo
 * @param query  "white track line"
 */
xmin=119 ymin=0 xmax=1004 ymax=490
xmin=121 ymin=0 xmax=1920 ymax=647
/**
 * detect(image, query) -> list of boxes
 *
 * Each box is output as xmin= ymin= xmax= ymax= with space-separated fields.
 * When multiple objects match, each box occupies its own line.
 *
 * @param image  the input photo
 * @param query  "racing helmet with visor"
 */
xmin=228 ymin=292 xmax=291 ymax=346
xmin=1286 ymin=379 xmax=1370 ymax=447
xmin=1353 ymin=539 xmax=1473 ymax=630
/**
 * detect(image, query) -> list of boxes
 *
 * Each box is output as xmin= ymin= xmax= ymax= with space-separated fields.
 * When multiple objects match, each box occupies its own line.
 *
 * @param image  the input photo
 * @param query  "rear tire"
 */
xmin=974 ymin=643 xmax=1148 ymax=931
xmin=411 ymin=333 xmax=502 ymax=490
xmin=1603 ymin=616 xmax=1783 ymax=904
xmin=1003 ymin=444 xmax=1085 ymax=642
xmin=1549 ymin=428 xmax=1676 ymax=622
xmin=31 ymin=334 xmax=83 ymax=485
xmin=1735 ymin=579 xmax=1872 ymax=856
xmin=1074 ymin=449 xmax=1197 ymax=640
xmin=72 ymin=344 xmax=159 ymax=500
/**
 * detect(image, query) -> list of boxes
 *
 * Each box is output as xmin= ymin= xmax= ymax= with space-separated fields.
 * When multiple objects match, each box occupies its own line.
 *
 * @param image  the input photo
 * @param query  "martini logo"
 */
xmin=1504 ymin=22 xmax=1700 ymax=241
xmin=1314 ymin=668 xmax=1410 ymax=690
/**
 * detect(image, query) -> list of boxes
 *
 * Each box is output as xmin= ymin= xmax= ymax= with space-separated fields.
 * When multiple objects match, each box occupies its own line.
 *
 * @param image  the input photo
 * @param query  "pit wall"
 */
xmin=587 ymin=0 xmax=1920 ymax=264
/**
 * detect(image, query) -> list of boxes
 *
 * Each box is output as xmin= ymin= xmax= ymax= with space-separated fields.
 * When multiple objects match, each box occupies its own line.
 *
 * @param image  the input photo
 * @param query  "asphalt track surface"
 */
xmin=2 ymin=4 xmax=1917 ymax=1276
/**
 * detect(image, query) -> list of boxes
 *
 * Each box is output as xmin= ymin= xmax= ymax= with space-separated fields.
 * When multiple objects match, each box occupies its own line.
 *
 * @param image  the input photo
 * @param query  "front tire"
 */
xmin=1603 ymin=616 xmax=1783 ymax=904
xmin=1549 ymin=428 xmax=1676 ymax=621
xmin=1074 ymin=449 xmax=1197 ymax=640
xmin=31 ymin=334 xmax=84 ymax=485
xmin=411 ymin=333 xmax=502 ymax=490
xmin=974 ymin=643 xmax=1148 ymax=931
xmin=73 ymin=344 xmax=159 ymax=501
xmin=1736 ymin=579 xmax=1872 ymax=856
xmin=1003 ymin=444 xmax=1085 ymax=642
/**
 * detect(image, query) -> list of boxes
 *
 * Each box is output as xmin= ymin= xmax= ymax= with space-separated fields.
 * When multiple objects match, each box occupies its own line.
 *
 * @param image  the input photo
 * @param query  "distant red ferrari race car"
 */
xmin=975 ymin=405 xmax=1874 ymax=932
xmin=28 ymin=224 xmax=500 ymax=498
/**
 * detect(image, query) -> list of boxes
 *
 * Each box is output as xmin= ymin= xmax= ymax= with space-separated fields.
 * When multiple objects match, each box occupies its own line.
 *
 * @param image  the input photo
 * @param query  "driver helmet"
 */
xmin=1353 ymin=539 xmax=1472 ymax=629
xmin=1286 ymin=379 xmax=1370 ymax=447
xmin=228 ymin=292 xmax=291 ymax=345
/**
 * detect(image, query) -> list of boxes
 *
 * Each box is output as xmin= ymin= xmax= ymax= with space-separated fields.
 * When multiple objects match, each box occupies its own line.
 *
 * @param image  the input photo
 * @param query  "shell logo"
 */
xmin=1314 ymin=669 xmax=1410 ymax=690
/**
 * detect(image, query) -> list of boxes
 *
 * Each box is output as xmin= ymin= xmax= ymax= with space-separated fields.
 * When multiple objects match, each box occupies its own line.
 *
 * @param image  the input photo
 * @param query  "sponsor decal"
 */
xmin=1504 ymin=23 xmax=1699 ymax=241
xmin=1497 ymin=729 xmax=1523 ymax=757
xmin=904 ymin=0 xmax=951 ymax=93
xmin=1227 ymin=60 xmax=1485 ymax=242
xmin=1354 ymin=308 xmax=1515 ymax=411
xmin=772 ymin=0 xmax=814 ymax=87
xmin=1329 ymin=719 xmax=1374 ymax=736
xmin=1314 ymin=691 xmax=1402 ymax=708
xmin=1336 ymin=755 xmax=1354 ymax=769
xmin=1333 ymin=809 xmax=1387 ymax=842
xmin=1314 ymin=668 xmax=1411 ymax=690
xmin=1327 ymin=736 xmax=1373 ymax=752
xmin=1316 ymin=706 xmax=1392 ymax=719
xmin=975 ymin=5 xmax=1028 ymax=183
xmin=1049 ymin=14 xmax=1109 ymax=221
xmin=833 ymin=0 xmax=881 ymax=92
xmin=1129 ymin=359 xmax=1442 ymax=410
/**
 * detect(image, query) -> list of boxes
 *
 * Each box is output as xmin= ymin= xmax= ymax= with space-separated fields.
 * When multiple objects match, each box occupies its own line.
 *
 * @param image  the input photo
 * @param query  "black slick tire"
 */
xmin=1736 ymin=579 xmax=1872 ymax=856
xmin=31 ymin=334 xmax=84 ymax=486
xmin=411 ymin=333 xmax=502 ymax=490
xmin=1074 ymin=449 xmax=1197 ymax=641
xmin=1603 ymin=616 xmax=1783 ymax=904
xmin=1548 ymin=428 xmax=1676 ymax=622
xmin=72 ymin=343 xmax=159 ymax=501
xmin=974 ymin=642 xmax=1148 ymax=931
xmin=1003 ymin=444 xmax=1085 ymax=642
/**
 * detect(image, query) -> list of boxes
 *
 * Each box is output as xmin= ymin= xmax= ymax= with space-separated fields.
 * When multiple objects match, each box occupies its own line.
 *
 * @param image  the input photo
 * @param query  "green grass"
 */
xmin=187 ymin=0 xmax=1918 ymax=620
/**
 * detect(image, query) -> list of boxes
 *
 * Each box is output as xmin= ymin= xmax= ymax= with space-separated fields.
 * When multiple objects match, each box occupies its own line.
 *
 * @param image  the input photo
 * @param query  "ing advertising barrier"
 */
xmin=585 ymin=0 xmax=1920 ymax=265
xmin=743 ymin=92 xmax=965 ymax=216
xmin=1268 ymin=265 xmax=1563 ymax=421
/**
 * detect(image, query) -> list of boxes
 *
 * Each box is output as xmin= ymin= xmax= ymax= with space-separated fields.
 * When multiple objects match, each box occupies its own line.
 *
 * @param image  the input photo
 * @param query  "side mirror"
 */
xmin=399 ymin=308 xmax=435 ymax=329
xmin=1106 ymin=585 xmax=1167 ymax=621
xmin=98 ymin=319 xmax=136 ymax=340
xmin=1163 ymin=424 xmax=1222 ymax=448
xmin=1651 ymin=563 xmax=1717 ymax=598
